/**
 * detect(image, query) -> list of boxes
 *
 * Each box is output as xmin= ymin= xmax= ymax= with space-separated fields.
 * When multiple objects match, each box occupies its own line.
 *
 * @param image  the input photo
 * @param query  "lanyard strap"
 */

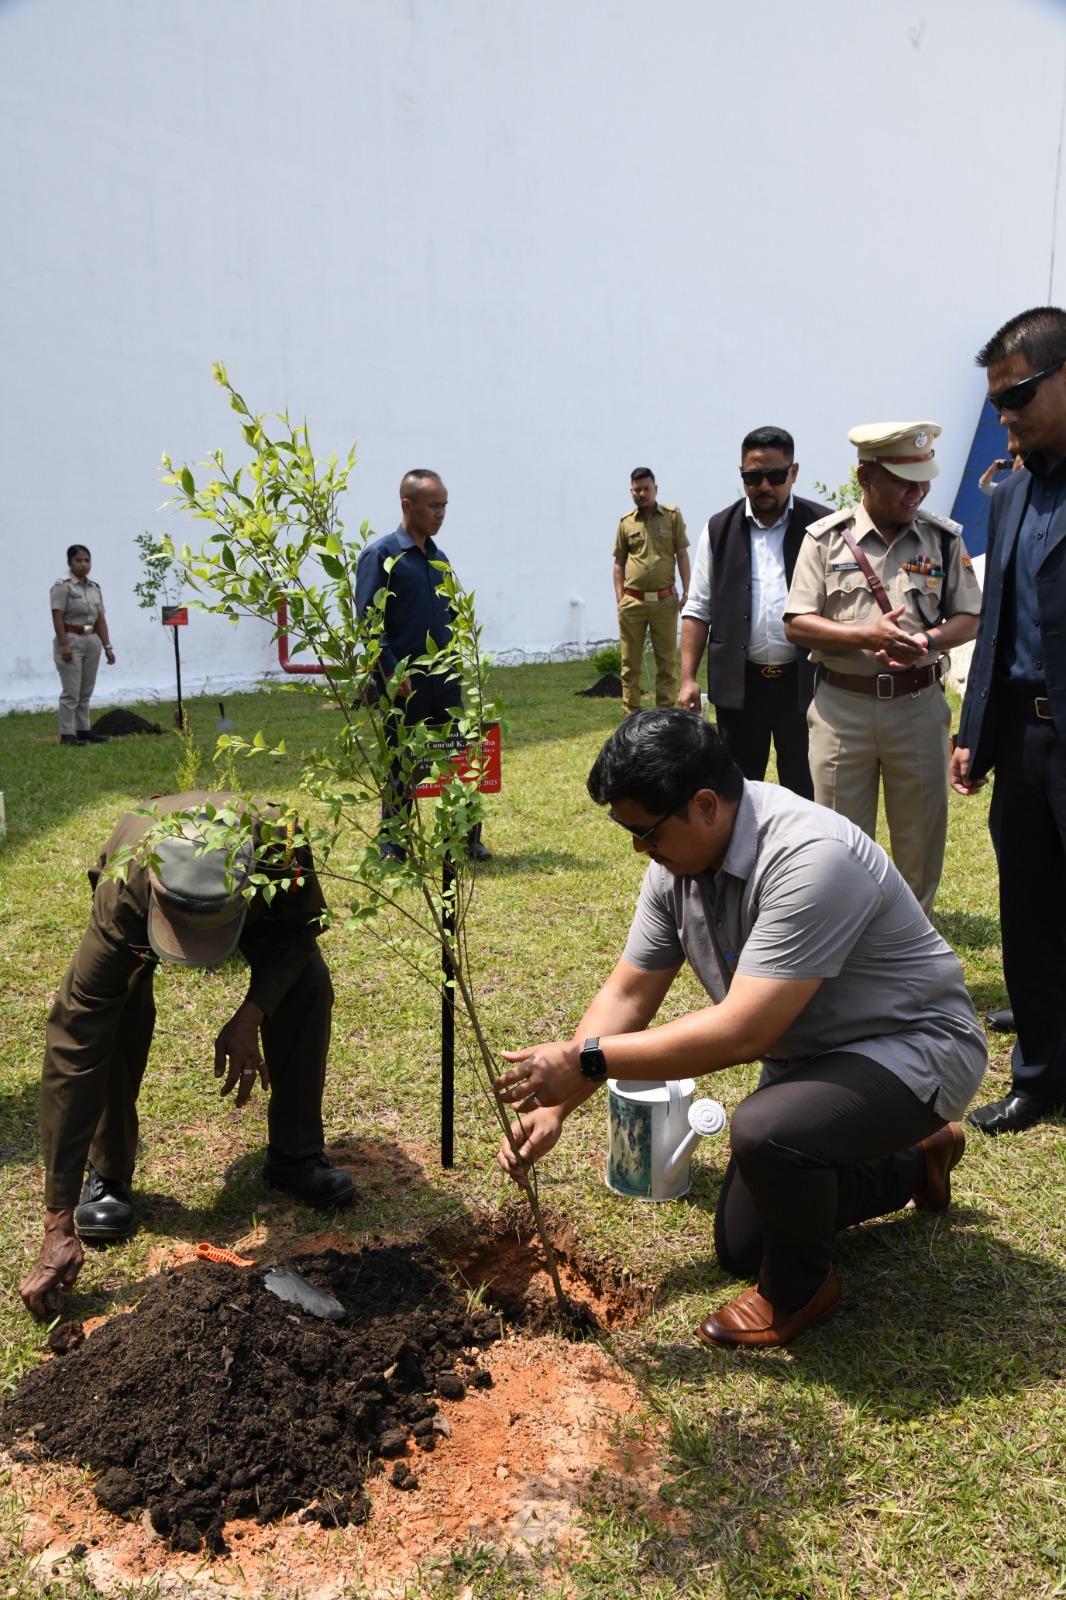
xmin=836 ymin=522 xmax=894 ymax=615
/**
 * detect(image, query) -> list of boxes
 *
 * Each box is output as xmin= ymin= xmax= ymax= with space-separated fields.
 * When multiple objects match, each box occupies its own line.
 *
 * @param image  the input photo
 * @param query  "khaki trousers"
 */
xmin=807 ymin=677 xmax=951 ymax=916
xmin=618 ymin=594 xmax=679 ymax=715
xmin=42 ymin=915 xmax=334 ymax=1208
xmin=53 ymin=632 xmax=102 ymax=736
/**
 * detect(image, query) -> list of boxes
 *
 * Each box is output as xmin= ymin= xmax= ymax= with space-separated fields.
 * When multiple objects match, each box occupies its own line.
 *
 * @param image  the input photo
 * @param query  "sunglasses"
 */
xmin=607 ymin=807 xmax=675 ymax=845
xmin=988 ymin=358 xmax=1066 ymax=414
xmin=740 ymin=467 xmax=792 ymax=487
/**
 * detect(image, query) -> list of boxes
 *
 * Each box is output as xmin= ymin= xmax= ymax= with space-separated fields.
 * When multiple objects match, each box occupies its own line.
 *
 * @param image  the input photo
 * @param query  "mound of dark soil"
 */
xmin=91 ymin=709 xmax=164 ymax=737
xmin=576 ymin=672 xmax=623 ymax=699
xmin=3 ymin=1244 xmax=499 ymax=1555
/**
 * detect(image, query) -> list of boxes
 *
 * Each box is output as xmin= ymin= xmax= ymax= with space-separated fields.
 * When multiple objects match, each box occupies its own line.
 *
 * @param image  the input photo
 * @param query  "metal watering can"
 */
xmin=606 ymin=1078 xmax=727 ymax=1202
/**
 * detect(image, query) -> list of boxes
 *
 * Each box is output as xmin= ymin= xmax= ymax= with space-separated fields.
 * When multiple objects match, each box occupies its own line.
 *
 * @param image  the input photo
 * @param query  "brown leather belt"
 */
xmin=823 ymin=659 xmax=946 ymax=699
xmin=623 ymin=585 xmax=676 ymax=601
xmin=65 ymin=625 xmax=94 ymax=635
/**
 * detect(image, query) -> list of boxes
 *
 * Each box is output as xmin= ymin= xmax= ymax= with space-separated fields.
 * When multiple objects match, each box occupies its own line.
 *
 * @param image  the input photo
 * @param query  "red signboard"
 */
xmin=162 ymin=606 xmax=189 ymax=626
xmin=413 ymin=722 xmax=501 ymax=797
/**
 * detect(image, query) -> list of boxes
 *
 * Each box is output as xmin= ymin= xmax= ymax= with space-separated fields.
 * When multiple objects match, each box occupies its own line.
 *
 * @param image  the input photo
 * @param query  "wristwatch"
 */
xmin=579 ymin=1036 xmax=608 ymax=1082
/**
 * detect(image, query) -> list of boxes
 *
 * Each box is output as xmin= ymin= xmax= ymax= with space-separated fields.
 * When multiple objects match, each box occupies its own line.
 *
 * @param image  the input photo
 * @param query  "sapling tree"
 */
xmin=147 ymin=364 xmax=570 ymax=1315
xmin=134 ymin=529 xmax=190 ymax=725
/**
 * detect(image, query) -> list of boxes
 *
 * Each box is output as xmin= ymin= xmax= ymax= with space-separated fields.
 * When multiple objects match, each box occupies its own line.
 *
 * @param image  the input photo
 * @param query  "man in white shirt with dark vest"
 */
xmin=679 ymin=427 xmax=829 ymax=798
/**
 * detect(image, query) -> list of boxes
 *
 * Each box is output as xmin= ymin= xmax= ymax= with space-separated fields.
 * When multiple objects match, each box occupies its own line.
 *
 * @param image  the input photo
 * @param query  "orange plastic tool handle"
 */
xmin=195 ymin=1242 xmax=256 ymax=1267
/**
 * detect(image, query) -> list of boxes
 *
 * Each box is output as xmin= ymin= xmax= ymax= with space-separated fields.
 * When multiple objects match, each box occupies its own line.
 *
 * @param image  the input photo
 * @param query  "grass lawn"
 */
xmin=1 ymin=664 xmax=1064 ymax=1599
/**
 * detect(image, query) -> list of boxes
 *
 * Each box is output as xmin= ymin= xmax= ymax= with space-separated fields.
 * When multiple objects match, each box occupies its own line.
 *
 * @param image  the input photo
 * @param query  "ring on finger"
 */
xmin=529 ymin=1092 xmax=540 ymax=1107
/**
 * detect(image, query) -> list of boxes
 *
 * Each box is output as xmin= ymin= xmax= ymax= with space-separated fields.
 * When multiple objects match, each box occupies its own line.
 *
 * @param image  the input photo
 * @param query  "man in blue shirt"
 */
xmin=355 ymin=469 xmax=491 ymax=861
xmin=951 ymin=307 xmax=1066 ymax=1134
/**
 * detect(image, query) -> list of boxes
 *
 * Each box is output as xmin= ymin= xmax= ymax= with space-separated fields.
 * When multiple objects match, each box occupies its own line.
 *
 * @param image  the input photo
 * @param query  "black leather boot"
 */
xmin=264 ymin=1150 xmax=357 ymax=1208
xmin=74 ymin=1163 xmax=137 ymax=1240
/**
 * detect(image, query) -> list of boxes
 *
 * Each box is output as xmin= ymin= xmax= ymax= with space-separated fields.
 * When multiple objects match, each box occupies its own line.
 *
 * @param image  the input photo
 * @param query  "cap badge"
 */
xmin=913 ymin=431 xmax=928 ymax=449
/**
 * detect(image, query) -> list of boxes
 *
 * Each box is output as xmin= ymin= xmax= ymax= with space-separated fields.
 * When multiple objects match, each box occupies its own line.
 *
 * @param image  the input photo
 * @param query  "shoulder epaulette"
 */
xmin=918 ymin=510 xmax=964 ymax=537
xmin=805 ymin=506 xmax=855 ymax=538
xmin=660 ymin=502 xmax=678 ymax=513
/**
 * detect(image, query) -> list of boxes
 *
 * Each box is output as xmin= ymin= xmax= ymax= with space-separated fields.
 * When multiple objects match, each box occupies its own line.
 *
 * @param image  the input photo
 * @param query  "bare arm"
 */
xmin=494 ymin=957 xmax=679 ymax=1183
xmin=679 ymin=616 xmax=709 ymax=713
xmin=495 ymin=965 xmax=822 ymax=1183
xmin=93 ymin=610 xmax=115 ymax=660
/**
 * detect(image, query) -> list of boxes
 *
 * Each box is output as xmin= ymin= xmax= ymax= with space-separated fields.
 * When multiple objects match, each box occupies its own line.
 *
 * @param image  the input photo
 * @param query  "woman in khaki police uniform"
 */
xmin=783 ymin=423 xmax=981 ymax=915
xmin=50 ymin=544 xmax=115 ymax=745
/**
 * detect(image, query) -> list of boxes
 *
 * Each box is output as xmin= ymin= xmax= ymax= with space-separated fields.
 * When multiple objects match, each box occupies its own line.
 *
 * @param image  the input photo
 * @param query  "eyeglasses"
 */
xmin=987 ymin=358 xmax=1066 ymax=414
xmin=740 ymin=467 xmax=792 ymax=487
xmin=607 ymin=807 xmax=674 ymax=845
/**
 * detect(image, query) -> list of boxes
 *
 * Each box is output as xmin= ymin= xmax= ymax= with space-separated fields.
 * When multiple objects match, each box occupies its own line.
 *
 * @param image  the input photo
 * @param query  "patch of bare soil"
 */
xmin=2 ymin=1211 xmax=675 ymax=1597
xmin=433 ymin=1202 xmax=652 ymax=1333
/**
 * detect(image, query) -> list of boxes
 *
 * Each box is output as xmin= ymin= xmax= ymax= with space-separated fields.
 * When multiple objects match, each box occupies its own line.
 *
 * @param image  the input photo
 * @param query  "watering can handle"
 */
xmin=667 ymin=1079 xmax=682 ymax=1116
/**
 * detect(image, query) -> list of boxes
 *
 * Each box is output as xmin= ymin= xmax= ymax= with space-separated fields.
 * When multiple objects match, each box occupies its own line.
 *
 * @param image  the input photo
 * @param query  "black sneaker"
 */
xmin=79 ymin=730 xmax=110 ymax=743
xmin=264 ymin=1150 xmax=357 ymax=1209
xmin=74 ymin=1162 xmax=137 ymax=1240
xmin=60 ymin=734 xmax=87 ymax=746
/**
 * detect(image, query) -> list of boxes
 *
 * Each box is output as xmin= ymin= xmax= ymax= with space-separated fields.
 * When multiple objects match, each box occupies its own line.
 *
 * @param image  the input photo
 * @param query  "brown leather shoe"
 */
xmin=695 ymin=1266 xmax=841 ymax=1350
xmin=911 ymin=1121 xmax=965 ymax=1210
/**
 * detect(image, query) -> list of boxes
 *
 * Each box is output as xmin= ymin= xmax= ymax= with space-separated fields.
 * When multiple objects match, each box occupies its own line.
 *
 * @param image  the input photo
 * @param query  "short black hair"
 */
xmin=630 ymin=467 xmax=655 ymax=483
xmin=66 ymin=544 xmax=91 ymax=565
xmin=741 ymin=426 xmax=794 ymax=459
xmin=587 ymin=708 xmax=743 ymax=815
xmin=976 ymin=307 xmax=1066 ymax=371
xmin=400 ymin=469 xmax=444 ymax=500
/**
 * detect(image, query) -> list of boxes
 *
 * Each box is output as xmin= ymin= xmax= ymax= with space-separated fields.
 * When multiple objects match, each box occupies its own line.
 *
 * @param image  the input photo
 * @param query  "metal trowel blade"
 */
xmin=216 ymin=700 xmax=235 ymax=732
xmin=262 ymin=1264 xmax=346 ymax=1321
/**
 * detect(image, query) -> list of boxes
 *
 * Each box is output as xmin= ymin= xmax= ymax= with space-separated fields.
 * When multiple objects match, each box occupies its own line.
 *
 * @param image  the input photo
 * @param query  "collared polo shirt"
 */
xmin=621 ymin=781 xmax=987 ymax=1119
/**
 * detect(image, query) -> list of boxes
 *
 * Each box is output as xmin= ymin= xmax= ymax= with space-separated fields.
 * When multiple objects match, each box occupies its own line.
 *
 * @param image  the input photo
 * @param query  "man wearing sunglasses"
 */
xmin=613 ymin=468 xmax=691 ymax=716
xmin=784 ymin=422 xmax=981 ymax=915
xmin=951 ymin=307 xmax=1066 ymax=1136
xmin=493 ymin=710 xmax=986 ymax=1348
xmin=679 ymin=426 xmax=830 ymax=797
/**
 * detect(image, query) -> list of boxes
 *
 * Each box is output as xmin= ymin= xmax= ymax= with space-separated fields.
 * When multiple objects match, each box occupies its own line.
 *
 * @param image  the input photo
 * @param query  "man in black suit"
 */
xmin=951 ymin=306 xmax=1066 ymax=1135
xmin=679 ymin=427 xmax=829 ymax=797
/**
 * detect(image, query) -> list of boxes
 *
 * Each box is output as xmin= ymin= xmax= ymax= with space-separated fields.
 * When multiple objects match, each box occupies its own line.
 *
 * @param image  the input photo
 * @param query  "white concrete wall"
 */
xmin=3 ymin=0 xmax=1065 ymax=711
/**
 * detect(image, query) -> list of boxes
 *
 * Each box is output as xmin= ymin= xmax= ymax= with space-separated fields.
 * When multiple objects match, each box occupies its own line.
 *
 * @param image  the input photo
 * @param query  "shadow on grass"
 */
xmin=59 ymin=1136 xmax=466 ymax=1321
xmin=472 ymin=848 xmax=603 ymax=877
xmin=0 ymin=1080 xmax=42 ymax=1167
xmin=641 ymin=1205 xmax=1066 ymax=1417
xmin=934 ymin=909 xmax=1002 ymax=953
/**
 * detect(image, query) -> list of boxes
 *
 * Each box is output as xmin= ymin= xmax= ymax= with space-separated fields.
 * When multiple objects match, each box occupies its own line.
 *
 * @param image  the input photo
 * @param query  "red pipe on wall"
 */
xmin=276 ymin=594 xmax=330 ymax=675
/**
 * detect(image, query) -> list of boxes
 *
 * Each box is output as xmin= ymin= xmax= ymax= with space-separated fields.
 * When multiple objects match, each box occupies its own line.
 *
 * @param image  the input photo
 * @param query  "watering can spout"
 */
xmin=663 ymin=1097 xmax=728 ymax=1186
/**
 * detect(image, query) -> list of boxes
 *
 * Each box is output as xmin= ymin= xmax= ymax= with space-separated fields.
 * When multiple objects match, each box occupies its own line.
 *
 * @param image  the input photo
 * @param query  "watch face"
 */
xmin=580 ymin=1043 xmax=608 ymax=1081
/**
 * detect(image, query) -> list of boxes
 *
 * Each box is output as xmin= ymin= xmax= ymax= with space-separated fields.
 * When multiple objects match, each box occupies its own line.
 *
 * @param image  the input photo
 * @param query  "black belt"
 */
xmin=746 ymin=660 xmax=796 ymax=679
xmin=1010 ymin=694 xmax=1053 ymax=721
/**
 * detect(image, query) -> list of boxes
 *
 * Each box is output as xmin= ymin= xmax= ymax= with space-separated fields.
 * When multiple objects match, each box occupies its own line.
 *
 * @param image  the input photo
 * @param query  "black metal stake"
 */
xmin=441 ymin=854 xmax=456 ymax=1168
xmin=172 ymin=625 xmax=184 ymax=728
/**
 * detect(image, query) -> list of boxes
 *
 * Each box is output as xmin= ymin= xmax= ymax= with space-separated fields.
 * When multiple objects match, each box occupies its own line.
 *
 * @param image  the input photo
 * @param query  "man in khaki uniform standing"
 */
xmin=614 ymin=468 xmax=690 ymax=715
xmin=784 ymin=424 xmax=981 ymax=915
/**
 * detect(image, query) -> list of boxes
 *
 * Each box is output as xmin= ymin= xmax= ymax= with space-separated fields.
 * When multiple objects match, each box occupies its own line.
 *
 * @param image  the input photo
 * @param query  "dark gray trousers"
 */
xmin=714 ymin=1052 xmax=944 ymax=1312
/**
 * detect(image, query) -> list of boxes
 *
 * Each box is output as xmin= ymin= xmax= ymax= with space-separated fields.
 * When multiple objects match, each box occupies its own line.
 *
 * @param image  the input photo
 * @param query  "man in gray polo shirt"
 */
xmin=494 ymin=709 xmax=987 ymax=1349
